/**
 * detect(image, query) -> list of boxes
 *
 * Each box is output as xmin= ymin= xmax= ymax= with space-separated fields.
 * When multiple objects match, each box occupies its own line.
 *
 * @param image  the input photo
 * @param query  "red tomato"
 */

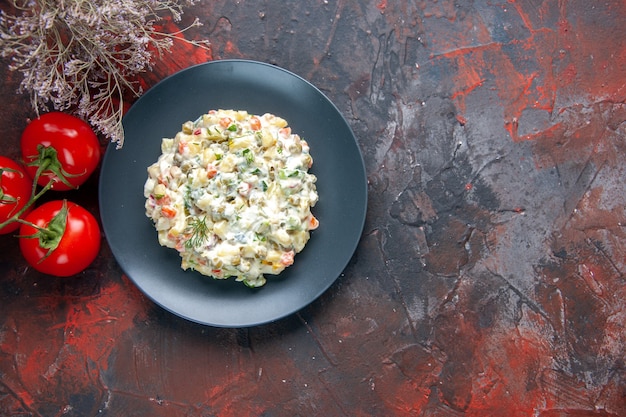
xmin=21 ymin=112 xmax=101 ymax=191
xmin=0 ymin=156 xmax=33 ymax=234
xmin=19 ymin=200 xmax=101 ymax=277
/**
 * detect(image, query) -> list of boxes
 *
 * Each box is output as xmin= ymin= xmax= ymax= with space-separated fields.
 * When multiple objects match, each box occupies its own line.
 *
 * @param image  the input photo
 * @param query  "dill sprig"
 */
xmin=185 ymin=216 xmax=210 ymax=249
xmin=0 ymin=0 xmax=210 ymax=148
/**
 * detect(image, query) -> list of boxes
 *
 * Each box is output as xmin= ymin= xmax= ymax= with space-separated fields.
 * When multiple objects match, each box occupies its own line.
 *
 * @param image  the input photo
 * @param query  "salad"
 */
xmin=144 ymin=109 xmax=319 ymax=287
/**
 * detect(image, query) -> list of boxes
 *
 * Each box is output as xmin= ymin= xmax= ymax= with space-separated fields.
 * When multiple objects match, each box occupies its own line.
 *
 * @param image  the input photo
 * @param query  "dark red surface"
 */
xmin=1 ymin=1 xmax=625 ymax=415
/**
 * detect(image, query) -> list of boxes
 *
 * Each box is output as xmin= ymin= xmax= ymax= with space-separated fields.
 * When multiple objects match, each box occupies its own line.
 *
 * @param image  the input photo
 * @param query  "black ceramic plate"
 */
xmin=99 ymin=60 xmax=367 ymax=327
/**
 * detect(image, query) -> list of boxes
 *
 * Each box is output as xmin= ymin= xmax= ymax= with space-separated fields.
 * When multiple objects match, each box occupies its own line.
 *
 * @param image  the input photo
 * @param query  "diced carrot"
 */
xmin=279 ymin=127 xmax=291 ymax=137
xmin=157 ymin=195 xmax=171 ymax=205
xmin=206 ymin=165 xmax=217 ymax=179
xmin=219 ymin=117 xmax=232 ymax=128
xmin=249 ymin=116 xmax=261 ymax=131
xmin=178 ymin=140 xmax=187 ymax=154
xmin=161 ymin=206 xmax=177 ymax=218
xmin=308 ymin=215 xmax=319 ymax=230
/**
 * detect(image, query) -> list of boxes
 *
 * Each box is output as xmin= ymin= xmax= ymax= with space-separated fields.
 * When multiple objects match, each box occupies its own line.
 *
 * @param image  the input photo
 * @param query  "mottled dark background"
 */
xmin=1 ymin=1 xmax=625 ymax=416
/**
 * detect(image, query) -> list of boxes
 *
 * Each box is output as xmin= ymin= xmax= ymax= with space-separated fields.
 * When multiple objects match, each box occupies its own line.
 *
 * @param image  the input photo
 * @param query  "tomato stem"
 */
xmin=0 ymin=158 xmax=55 ymax=231
xmin=0 ymin=167 xmax=20 ymax=204
xmin=26 ymin=144 xmax=82 ymax=190
xmin=14 ymin=199 xmax=69 ymax=262
xmin=0 ymin=144 xmax=79 ymax=239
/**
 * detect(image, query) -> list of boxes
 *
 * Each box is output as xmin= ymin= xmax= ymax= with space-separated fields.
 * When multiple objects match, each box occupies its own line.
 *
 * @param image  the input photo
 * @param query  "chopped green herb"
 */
xmin=227 ymin=124 xmax=238 ymax=132
xmin=242 ymin=148 xmax=254 ymax=164
xmin=278 ymin=168 xmax=302 ymax=180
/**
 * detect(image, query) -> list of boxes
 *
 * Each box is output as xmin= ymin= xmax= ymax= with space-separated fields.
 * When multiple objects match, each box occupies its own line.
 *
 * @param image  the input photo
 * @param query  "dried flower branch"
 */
xmin=0 ymin=0 xmax=210 ymax=148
